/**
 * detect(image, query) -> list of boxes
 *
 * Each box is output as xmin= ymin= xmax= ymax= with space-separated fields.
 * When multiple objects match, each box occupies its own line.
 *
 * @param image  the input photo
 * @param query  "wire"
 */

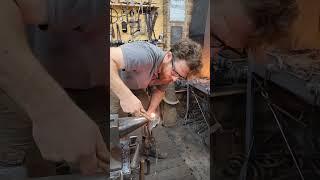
xmin=253 ymin=75 xmax=305 ymax=180
xmin=191 ymin=89 xmax=210 ymax=128
xmin=267 ymin=103 xmax=305 ymax=180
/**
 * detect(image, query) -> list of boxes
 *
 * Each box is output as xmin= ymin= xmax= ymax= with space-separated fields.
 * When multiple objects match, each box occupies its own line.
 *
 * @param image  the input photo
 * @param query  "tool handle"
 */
xmin=145 ymin=158 xmax=151 ymax=175
xmin=140 ymin=110 xmax=152 ymax=120
xmin=139 ymin=160 xmax=145 ymax=180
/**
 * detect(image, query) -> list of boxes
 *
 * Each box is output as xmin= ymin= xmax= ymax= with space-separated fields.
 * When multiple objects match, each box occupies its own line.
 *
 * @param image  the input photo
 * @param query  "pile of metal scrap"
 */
xmin=266 ymin=49 xmax=320 ymax=81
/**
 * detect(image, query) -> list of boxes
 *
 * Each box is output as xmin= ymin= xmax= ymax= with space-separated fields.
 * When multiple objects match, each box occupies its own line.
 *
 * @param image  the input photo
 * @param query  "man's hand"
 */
xmin=120 ymin=93 xmax=145 ymax=117
xmin=146 ymin=110 xmax=156 ymax=118
xmin=147 ymin=88 xmax=165 ymax=117
xmin=32 ymin=111 xmax=109 ymax=175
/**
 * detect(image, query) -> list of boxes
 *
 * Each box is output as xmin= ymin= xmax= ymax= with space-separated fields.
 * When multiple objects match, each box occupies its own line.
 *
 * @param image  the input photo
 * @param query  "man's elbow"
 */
xmin=110 ymin=47 xmax=125 ymax=69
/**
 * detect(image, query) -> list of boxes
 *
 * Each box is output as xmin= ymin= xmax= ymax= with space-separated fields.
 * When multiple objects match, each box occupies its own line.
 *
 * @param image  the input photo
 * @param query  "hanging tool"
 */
xmin=110 ymin=8 xmax=119 ymax=23
xmin=116 ymin=23 xmax=122 ymax=43
xmin=111 ymin=24 xmax=115 ymax=39
xmin=129 ymin=9 xmax=136 ymax=35
xmin=145 ymin=8 xmax=151 ymax=39
xmin=125 ymin=0 xmax=129 ymax=23
xmin=111 ymin=11 xmax=115 ymax=39
xmin=150 ymin=9 xmax=158 ymax=40
xmin=121 ymin=6 xmax=128 ymax=33
xmin=132 ymin=0 xmax=145 ymax=37
xmin=144 ymin=0 xmax=158 ymax=41
xmin=110 ymin=8 xmax=118 ymax=40
xmin=137 ymin=0 xmax=143 ymax=32
xmin=145 ymin=9 xmax=158 ymax=40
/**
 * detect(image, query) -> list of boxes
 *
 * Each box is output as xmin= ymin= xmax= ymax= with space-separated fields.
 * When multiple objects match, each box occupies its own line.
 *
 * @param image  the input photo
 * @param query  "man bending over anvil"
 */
xmin=110 ymin=39 xmax=202 ymax=158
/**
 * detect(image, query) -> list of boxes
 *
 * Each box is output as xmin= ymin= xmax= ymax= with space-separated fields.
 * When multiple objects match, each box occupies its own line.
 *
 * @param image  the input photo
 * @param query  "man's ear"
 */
xmin=163 ymin=51 xmax=172 ymax=63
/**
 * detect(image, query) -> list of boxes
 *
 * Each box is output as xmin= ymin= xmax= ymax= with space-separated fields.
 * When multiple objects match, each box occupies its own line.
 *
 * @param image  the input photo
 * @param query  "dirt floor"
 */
xmin=138 ymin=124 xmax=209 ymax=180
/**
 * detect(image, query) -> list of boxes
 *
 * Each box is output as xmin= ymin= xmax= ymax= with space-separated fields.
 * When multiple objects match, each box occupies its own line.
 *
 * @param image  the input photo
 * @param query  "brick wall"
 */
xmin=163 ymin=0 xmax=210 ymax=78
xmin=163 ymin=0 xmax=194 ymax=50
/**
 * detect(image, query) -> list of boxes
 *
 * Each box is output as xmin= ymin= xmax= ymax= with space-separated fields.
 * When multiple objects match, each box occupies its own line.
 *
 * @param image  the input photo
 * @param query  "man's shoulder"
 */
xmin=120 ymin=41 xmax=164 ymax=58
xmin=120 ymin=41 xmax=146 ymax=54
xmin=121 ymin=41 xmax=157 ymax=49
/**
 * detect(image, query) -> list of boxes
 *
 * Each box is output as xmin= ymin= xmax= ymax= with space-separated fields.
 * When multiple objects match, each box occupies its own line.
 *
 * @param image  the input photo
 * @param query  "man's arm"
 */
xmin=110 ymin=47 xmax=145 ymax=115
xmin=147 ymin=88 xmax=165 ymax=114
xmin=0 ymin=0 xmax=108 ymax=174
xmin=110 ymin=47 xmax=134 ymax=102
xmin=0 ymin=0 xmax=70 ymax=123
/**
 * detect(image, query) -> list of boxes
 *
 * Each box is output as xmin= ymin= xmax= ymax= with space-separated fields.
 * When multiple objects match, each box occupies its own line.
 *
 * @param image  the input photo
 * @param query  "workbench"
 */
xmin=251 ymin=50 xmax=320 ymax=107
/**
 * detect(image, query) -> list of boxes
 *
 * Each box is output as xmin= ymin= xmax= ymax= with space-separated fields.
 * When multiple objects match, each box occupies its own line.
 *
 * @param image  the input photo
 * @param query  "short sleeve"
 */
xmin=120 ymin=42 xmax=154 ymax=72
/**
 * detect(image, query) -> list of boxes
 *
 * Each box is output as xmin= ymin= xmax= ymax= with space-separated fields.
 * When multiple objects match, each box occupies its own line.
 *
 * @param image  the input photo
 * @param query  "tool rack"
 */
xmin=110 ymin=1 xmax=161 ymax=46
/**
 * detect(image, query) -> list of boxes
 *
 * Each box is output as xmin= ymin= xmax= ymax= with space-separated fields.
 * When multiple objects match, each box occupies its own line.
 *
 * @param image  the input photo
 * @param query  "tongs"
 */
xmin=140 ymin=110 xmax=153 ymax=120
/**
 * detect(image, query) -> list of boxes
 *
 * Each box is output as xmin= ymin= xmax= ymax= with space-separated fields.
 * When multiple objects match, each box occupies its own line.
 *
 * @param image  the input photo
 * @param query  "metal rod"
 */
xmin=253 ymin=73 xmax=305 ymax=179
xmin=131 ymin=143 xmax=140 ymax=169
xmin=184 ymin=83 xmax=190 ymax=124
xmin=175 ymin=89 xmax=187 ymax=93
xmin=191 ymin=89 xmax=210 ymax=128
xmin=243 ymin=54 xmax=254 ymax=180
xmin=118 ymin=117 xmax=148 ymax=137
xmin=271 ymin=103 xmax=307 ymax=127
xmin=239 ymin=136 xmax=254 ymax=180
xmin=268 ymin=103 xmax=305 ymax=180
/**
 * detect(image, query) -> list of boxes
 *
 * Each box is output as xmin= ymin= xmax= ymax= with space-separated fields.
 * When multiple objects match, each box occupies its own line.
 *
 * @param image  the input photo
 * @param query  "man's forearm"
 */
xmin=0 ymin=51 xmax=85 ymax=123
xmin=110 ymin=59 xmax=134 ymax=101
xmin=0 ymin=1 xmax=84 ymax=123
xmin=147 ymin=89 xmax=165 ymax=113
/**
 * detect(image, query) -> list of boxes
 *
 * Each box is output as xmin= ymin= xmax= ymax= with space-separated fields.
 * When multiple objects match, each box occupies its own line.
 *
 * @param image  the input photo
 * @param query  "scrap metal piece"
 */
xmin=131 ymin=143 xmax=140 ymax=169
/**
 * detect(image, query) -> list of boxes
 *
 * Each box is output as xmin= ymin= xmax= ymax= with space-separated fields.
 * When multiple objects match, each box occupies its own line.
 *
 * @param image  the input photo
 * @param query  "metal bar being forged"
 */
xmin=118 ymin=117 xmax=148 ymax=138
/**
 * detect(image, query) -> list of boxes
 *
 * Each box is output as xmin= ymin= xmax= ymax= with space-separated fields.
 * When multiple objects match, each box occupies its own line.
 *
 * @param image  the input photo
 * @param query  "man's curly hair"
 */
xmin=171 ymin=38 xmax=203 ymax=74
xmin=241 ymin=0 xmax=299 ymax=46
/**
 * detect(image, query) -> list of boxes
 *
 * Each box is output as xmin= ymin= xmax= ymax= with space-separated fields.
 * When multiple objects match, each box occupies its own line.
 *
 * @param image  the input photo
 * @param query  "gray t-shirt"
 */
xmin=28 ymin=0 xmax=106 ymax=89
xmin=119 ymin=42 xmax=165 ymax=90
